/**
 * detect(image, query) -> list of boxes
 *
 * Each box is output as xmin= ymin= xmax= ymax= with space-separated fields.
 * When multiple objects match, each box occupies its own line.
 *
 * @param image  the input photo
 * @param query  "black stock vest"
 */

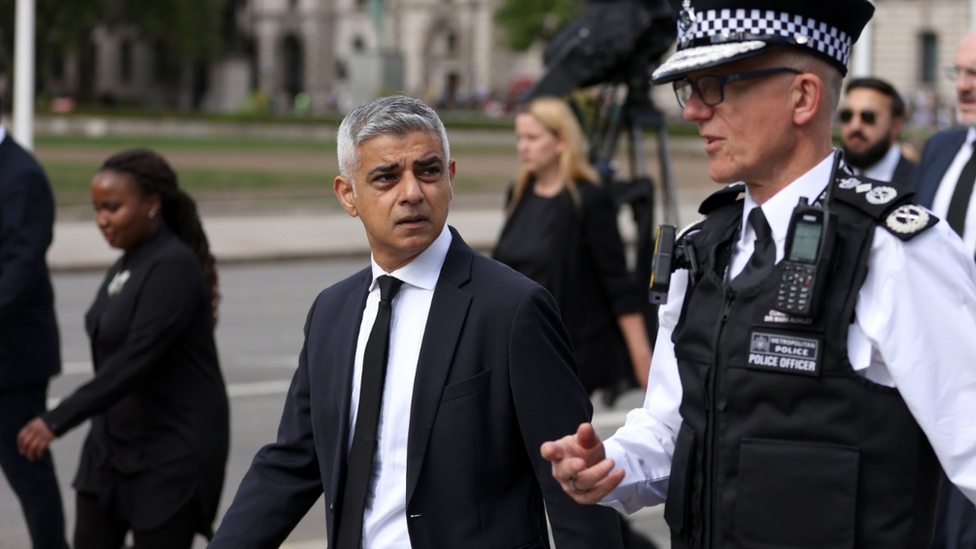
xmin=664 ymin=177 xmax=941 ymax=549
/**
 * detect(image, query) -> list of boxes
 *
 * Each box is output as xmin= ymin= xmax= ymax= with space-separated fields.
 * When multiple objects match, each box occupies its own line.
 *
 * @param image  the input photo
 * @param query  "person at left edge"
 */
xmin=17 ymin=149 xmax=229 ymax=549
xmin=0 ymin=105 xmax=70 ymax=549
xmin=208 ymin=95 xmax=624 ymax=548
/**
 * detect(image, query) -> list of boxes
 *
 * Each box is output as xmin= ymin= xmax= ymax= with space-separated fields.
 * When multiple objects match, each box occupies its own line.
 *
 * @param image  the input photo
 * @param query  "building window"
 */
xmin=353 ymin=36 xmax=365 ymax=51
xmin=920 ymin=32 xmax=938 ymax=84
xmin=290 ymin=0 xmax=299 ymax=8
xmin=446 ymin=32 xmax=457 ymax=55
xmin=121 ymin=39 xmax=133 ymax=83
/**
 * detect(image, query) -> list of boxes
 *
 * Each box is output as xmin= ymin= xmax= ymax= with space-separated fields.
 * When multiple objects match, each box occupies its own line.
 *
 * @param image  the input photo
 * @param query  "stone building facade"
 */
xmin=31 ymin=0 xmax=976 ymax=118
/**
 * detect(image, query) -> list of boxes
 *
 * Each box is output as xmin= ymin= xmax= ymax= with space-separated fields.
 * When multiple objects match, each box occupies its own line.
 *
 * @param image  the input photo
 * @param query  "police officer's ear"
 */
xmin=790 ymin=71 xmax=825 ymax=128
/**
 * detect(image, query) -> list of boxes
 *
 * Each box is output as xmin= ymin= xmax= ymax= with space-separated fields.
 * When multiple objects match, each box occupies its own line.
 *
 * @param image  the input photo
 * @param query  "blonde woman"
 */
xmin=495 ymin=97 xmax=652 ymax=394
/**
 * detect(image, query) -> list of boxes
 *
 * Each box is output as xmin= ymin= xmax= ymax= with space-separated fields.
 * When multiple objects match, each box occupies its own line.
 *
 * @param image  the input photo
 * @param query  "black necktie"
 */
xmin=731 ymin=207 xmax=775 ymax=290
xmin=336 ymin=275 xmax=404 ymax=549
xmin=947 ymin=142 xmax=976 ymax=237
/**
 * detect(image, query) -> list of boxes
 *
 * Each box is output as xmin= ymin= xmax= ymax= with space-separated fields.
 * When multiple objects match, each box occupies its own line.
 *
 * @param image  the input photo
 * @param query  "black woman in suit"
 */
xmin=18 ymin=149 xmax=229 ymax=549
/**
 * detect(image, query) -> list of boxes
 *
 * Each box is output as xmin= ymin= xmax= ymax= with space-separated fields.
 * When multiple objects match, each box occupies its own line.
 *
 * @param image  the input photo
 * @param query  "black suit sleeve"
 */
xmin=209 ymin=305 xmax=324 ymax=548
xmin=580 ymin=186 xmax=641 ymax=317
xmin=44 ymin=257 xmax=198 ymax=436
xmin=508 ymin=285 xmax=624 ymax=548
xmin=0 ymin=164 xmax=54 ymax=324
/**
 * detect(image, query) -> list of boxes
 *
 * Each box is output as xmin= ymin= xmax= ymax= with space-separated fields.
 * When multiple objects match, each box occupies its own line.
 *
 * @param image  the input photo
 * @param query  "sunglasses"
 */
xmin=838 ymin=109 xmax=877 ymax=125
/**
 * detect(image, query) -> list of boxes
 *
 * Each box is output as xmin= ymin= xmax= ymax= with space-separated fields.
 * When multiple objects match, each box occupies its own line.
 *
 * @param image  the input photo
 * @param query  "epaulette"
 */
xmin=698 ymin=183 xmax=745 ymax=215
xmin=831 ymin=174 xmax=938 ymax=241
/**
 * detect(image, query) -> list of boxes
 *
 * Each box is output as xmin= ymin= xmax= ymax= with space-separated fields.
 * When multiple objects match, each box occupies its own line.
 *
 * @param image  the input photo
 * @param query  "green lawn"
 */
xmin=46 ymin=161 xmax=506 ymax=207
xmin=35 ymin=134 xmax=337 ymax=152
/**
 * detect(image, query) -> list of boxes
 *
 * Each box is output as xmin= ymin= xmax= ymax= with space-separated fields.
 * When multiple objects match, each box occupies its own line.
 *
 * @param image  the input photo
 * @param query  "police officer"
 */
xmin=541 ymin=0 xmax=976 ymax=547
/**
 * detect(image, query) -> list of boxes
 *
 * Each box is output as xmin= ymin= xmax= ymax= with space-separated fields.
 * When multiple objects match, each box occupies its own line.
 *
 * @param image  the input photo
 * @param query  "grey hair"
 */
xmin=336 ymin=95 xmax=451 ymax=188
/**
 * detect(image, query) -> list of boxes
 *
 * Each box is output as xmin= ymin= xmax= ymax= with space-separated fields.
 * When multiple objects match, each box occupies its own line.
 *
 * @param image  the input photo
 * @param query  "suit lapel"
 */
xmin=919 ymin=129 xmax=969 ymax=207
xmin=329 ymin=270 xmax=370 ymax=504
xmin=405 ymin=229 xmax=473 ymax=504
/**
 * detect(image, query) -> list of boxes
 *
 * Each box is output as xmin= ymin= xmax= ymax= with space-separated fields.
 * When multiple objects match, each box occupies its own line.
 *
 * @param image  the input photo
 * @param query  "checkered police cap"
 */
xmin=652 ymin=0 xmax=875 ymax=83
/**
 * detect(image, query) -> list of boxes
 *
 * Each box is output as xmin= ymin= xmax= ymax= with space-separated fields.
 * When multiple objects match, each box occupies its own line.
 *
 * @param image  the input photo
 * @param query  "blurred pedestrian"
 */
xmin=913 ymin=30 xmax=976 ymax=549
xmin=0 ymin=97 xmax=69 ymax=549
xmin=495 ymin=97 xmax=653 ymax=395
xmin=839 ymin=77 xmax=916 ymax=185
xmin=17 ymin=149 xmax=229 ymax=549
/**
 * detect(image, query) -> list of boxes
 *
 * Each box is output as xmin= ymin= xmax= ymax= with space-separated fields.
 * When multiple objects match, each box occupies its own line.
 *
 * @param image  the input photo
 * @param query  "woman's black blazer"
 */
xmin=44 ymin=226 xmax=229 ymax=536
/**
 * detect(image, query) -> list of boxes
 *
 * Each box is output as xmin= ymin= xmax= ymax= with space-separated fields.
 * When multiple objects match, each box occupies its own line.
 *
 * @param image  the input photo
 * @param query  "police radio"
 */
xmin=649 ymin=224 xmax=677 ymax=304
xmin=649 ymin=224 xmax=697 ymax=305
xmin=773 ymin=152 xmax=842 ymax=318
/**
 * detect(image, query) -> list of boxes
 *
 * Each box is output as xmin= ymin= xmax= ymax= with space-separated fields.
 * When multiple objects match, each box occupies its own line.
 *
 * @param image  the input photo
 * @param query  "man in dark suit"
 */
xmin=209 ymin=95 xmax=623 ymax=548
xmin=0 ymin=98 xmax=69 ymax=549
xmin=913 ymin=30 xmax=976 ymax=549
xmin=839 ymin=77 xmax=916 ymax=185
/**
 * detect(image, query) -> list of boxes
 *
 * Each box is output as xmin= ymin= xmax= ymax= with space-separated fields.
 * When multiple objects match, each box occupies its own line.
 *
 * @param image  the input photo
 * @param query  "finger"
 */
xmin=576 ymin=423 xmax=601 ymax=451
xmin=569 ymin=468 xmax=626 ymax=504
xmin=568 ymin=458 xmax=616 ymax=491
xmin=540 ymin=440 xmax=562 ymax=462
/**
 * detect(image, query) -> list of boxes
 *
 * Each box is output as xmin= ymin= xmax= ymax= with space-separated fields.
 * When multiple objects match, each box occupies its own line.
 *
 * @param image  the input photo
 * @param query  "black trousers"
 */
xmin=0 ymin=381 xmax=69 ymax=549
xmin=75 ymin=491 xmax=197 ymax=549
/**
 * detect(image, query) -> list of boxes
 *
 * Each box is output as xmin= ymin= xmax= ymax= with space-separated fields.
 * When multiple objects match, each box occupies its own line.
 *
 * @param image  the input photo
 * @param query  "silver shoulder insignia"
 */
xmin=838 ymin=177 xmax=860 ymax=190
xmin=866 ymin=186 xmax=897 ymax=205
xmin=886 ymin=204 xmax=930 ymax=235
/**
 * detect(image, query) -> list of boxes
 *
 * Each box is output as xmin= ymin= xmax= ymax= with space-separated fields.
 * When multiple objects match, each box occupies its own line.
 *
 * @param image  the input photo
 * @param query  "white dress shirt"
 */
xmin=0 ymin=125 xmax=7 ymax=144
xmin=348 ymin=225 xmax=452 ymax=549
xmin=601 ymin=152 xmax=976 ymax=513
xmin=931 ymin=127 xmax=976 ymax=256
xmin=850 ymin=142 xmax=903 ymax=183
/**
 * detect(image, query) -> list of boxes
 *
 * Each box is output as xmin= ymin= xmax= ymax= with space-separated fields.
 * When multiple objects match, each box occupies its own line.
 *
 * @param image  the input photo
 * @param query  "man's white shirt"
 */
xmin=348 ymin=225 xmax=452 ymax=548
xmin=931 ymin=127 xmax=976 ymax=256
xmin=601 ymin=153 xmax=976 ymax=513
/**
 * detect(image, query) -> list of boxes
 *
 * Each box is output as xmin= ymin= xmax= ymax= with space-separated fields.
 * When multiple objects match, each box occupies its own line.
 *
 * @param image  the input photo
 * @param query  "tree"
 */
xmin=493 ymin=0 xmax=585 ymax=52
xmin=0 ymin=0 xmax=228 ymax=105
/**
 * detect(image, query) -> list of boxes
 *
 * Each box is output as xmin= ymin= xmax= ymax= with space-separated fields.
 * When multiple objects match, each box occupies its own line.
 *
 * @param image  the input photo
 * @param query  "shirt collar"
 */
xmin=0 ymin=125 xmax=6 ymax=145
xmin=857 ymin=143 xmax=903 ymax=181
xmin=741 ymin=152 xmax=837 ymax=244
xmin=369 ymin=224 xmax=453 ymax=292
xmin=965 ymin=126 xmax=976 ymax=148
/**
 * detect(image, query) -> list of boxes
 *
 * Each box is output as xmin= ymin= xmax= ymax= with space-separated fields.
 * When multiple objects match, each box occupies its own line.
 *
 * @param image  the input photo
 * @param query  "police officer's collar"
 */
xmin=740 ymin=152 xmax=836 ymax=247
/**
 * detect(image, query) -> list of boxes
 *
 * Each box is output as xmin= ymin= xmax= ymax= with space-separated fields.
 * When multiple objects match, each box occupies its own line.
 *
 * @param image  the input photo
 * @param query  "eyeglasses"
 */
xmin=838 ymin=108 xmax=877 ymax=125
xmin=944 ymin=65 xmax=976 ymax=83
xmin=672 ymin=67 xmax=803 ymax=109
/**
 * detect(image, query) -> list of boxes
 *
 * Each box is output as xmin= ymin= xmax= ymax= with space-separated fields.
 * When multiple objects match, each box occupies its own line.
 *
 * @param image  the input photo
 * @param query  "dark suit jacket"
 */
xmin=496 ymin=182 xmax=642 ymax=393
xmin=211 ymin=228 xmax=623 ymax=548
xmin=891 ymin=154 xmax=917 ymax=188
xmin=0 ymin=133 xmax=60 ymax=390
xmin=912 ymin=127 xmax=970 ymax=208
xmin=43 ymin=226 xmax=229 ymax=536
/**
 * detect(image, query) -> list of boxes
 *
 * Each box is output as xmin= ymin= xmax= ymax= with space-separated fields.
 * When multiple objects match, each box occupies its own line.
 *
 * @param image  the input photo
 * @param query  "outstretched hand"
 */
xmin=17 ymin=417 xmax=55 ymax=462
xmin=540 ymin=422 xmax=625 ymax=504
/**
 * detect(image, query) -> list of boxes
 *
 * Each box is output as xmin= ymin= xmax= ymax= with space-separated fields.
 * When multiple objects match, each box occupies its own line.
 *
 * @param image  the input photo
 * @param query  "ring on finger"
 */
xmin=569 ymin=473 xmax=587 ymax=494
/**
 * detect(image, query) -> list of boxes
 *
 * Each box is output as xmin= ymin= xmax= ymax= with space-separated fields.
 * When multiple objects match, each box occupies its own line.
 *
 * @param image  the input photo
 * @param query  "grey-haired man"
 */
xmin=210 ymin=95 xmax=623 ymax=548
